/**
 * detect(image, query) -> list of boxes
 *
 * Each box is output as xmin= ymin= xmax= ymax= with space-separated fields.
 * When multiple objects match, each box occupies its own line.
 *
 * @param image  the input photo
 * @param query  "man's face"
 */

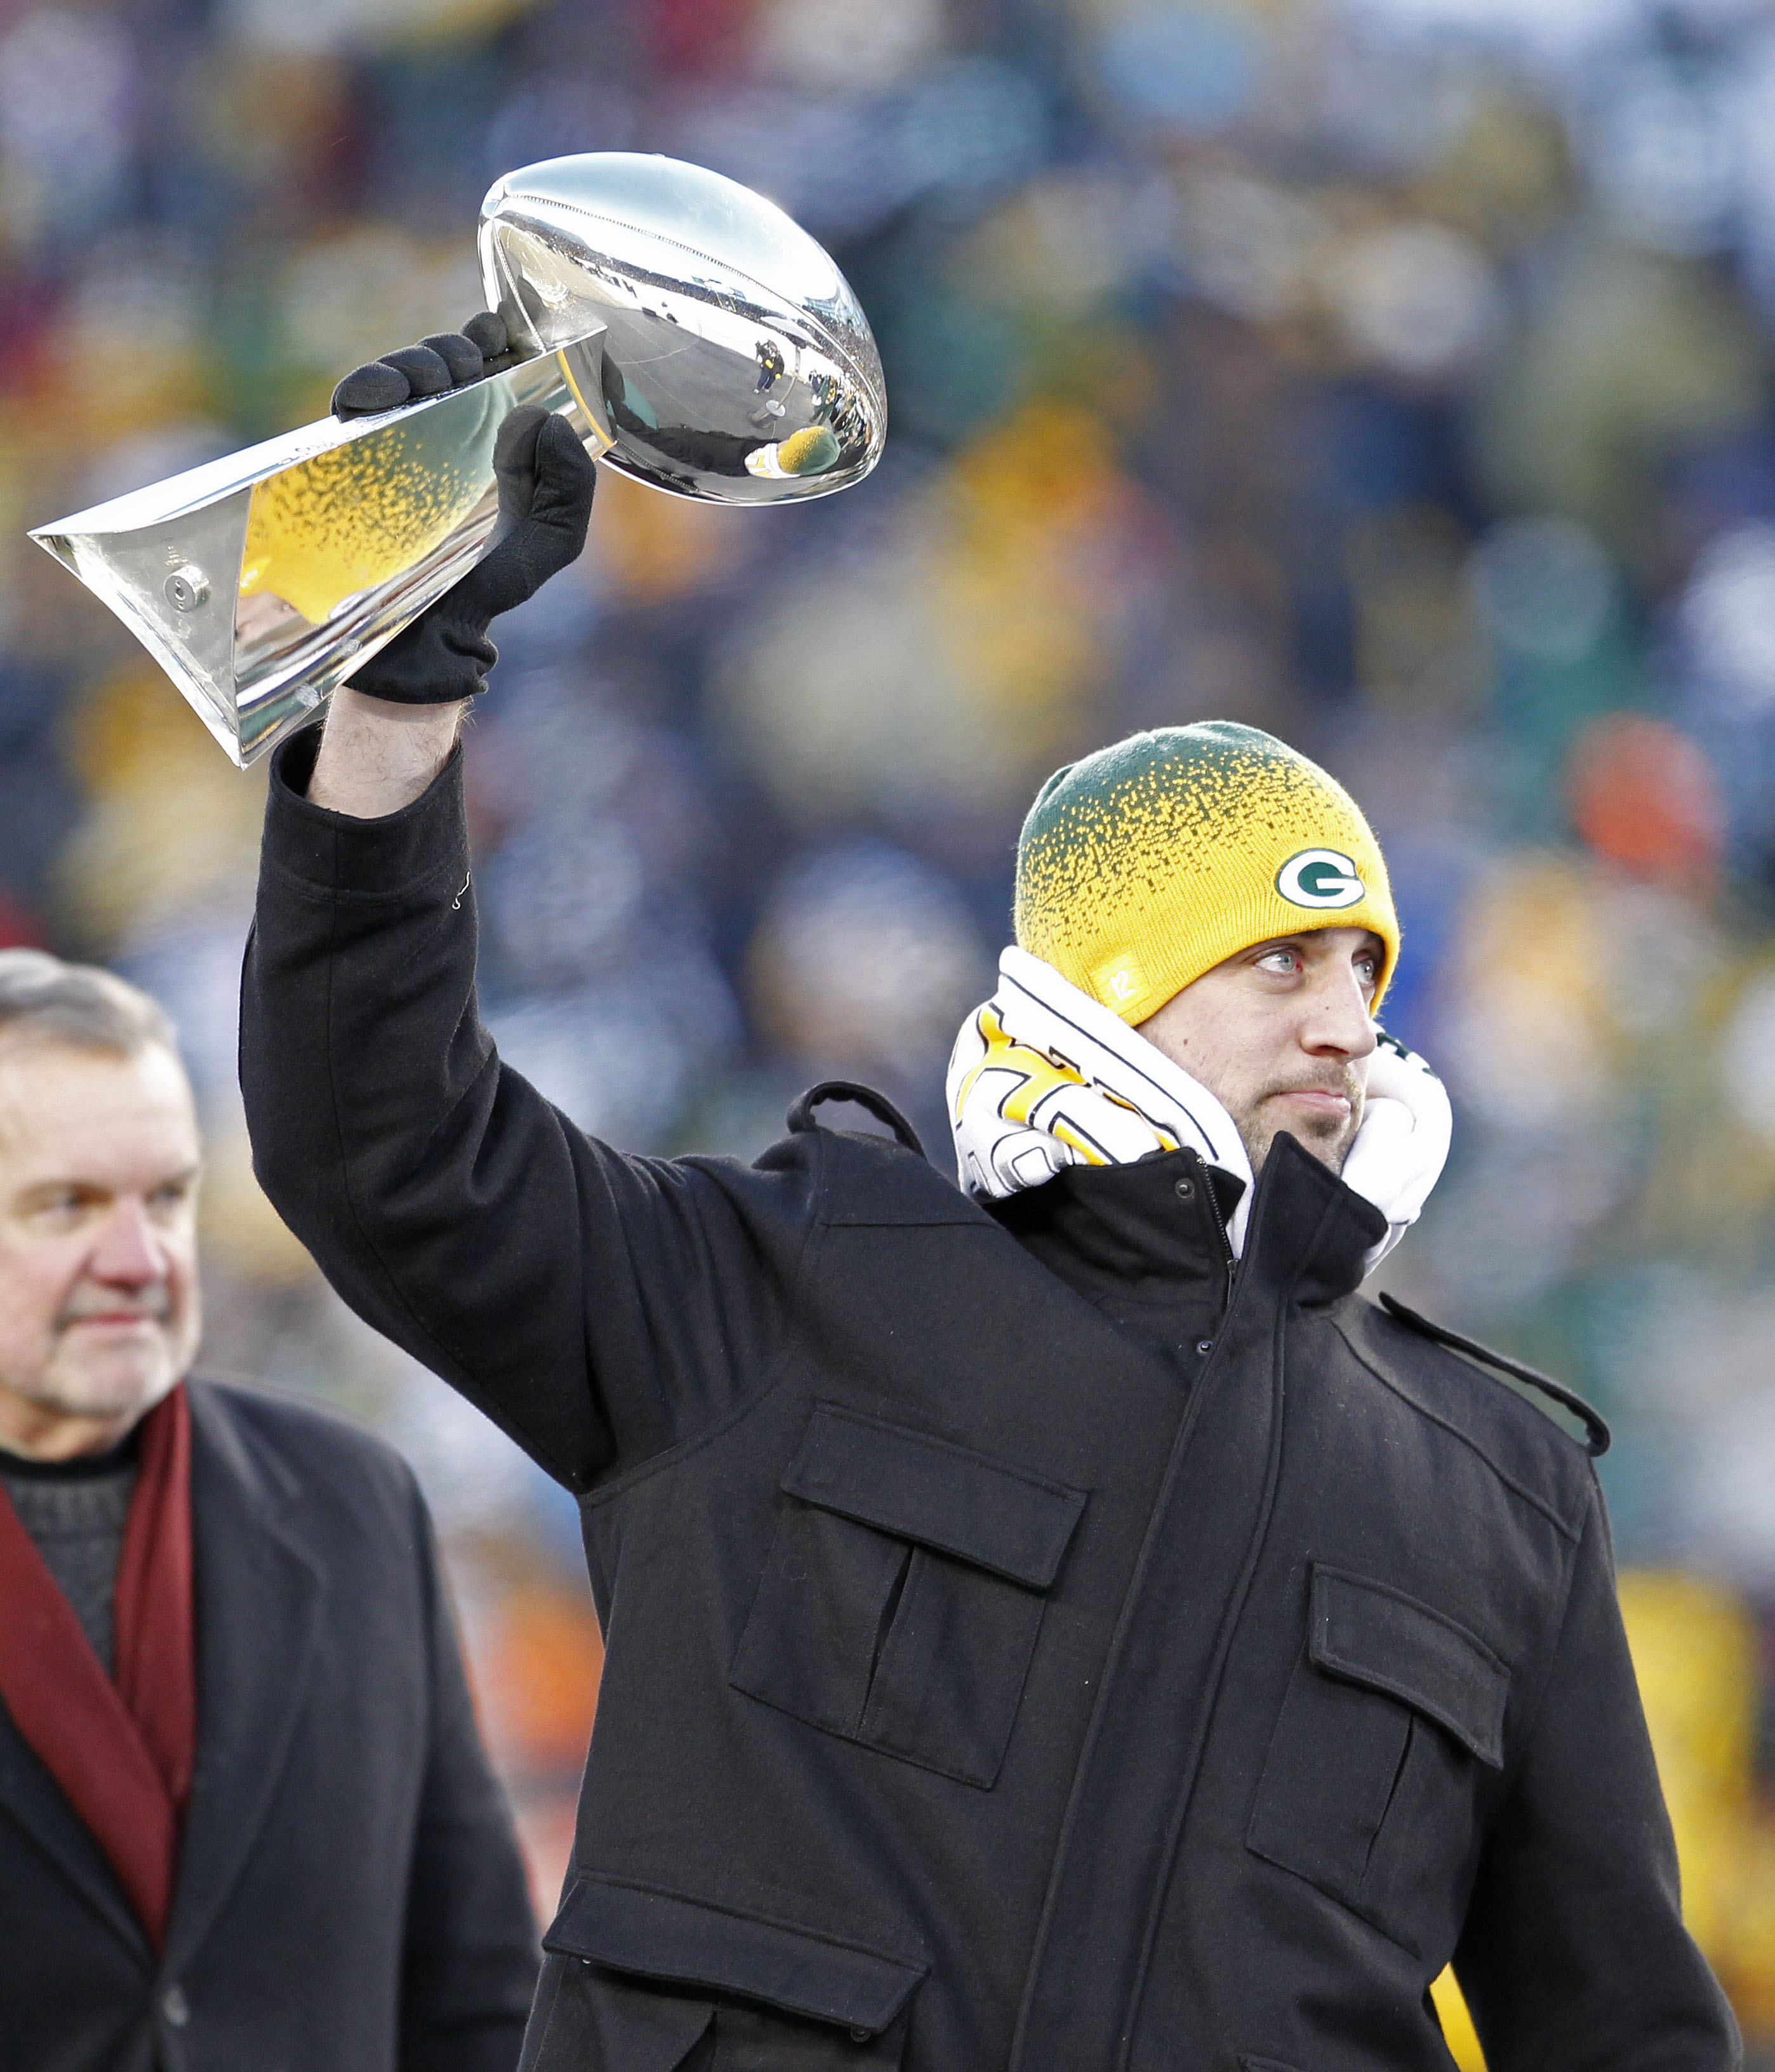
xmin=0 ymin=1042 xmax=202 ymax=1461
xmin=1138 ymin=927 xmax=1384 ymax=1175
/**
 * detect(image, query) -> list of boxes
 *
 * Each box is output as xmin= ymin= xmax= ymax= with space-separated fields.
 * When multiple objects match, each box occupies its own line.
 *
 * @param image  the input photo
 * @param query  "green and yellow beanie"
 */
xmin=1014 ymin=722 xmax=1399 ymax=1026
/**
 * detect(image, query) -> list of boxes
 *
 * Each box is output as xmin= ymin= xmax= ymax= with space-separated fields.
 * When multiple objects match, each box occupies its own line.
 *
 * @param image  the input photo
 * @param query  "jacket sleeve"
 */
xmin=241 ymin=727 xmax=815 ymax=1492
xmin=1454 ymin=1481 xmax=1741 ymax=2071
xmin=398 ymin=1475 xmax=537 ymax=2072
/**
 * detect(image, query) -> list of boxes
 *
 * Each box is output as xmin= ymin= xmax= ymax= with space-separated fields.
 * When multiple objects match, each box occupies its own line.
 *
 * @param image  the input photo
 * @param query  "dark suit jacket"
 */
xmin=0 ymin=1378 xmax=539 ymax=2072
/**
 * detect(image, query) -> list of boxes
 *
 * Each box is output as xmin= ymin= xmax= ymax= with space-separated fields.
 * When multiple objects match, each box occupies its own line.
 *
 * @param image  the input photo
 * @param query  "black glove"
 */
xmin=331 ymin=310 xmax=514 ymax=416
xmin=341 ymin=366 xmax=597 ymax=704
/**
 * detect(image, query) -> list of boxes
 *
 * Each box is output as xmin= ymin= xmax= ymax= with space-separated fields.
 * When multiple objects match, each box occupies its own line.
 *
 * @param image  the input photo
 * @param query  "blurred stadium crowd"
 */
xmin=7 ymin=0 xmax=1775 ymax=2053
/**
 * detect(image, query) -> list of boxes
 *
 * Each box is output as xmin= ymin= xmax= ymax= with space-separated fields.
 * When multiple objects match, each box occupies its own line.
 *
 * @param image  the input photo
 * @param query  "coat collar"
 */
xmin=809 ymin=1116 xmax=1386 ymax=1322
xmin=984 ymin=1152 xmax=1242 ymax=1317
xmin=820 ymin=1117 xmax=1385 ymax=1313
xmin=1235 ymin=1131 xmax=1388 ymax=1307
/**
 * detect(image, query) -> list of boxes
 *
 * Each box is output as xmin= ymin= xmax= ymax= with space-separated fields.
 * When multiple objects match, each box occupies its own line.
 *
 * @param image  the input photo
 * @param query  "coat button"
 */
xmin=161 ymin=1984 xmax=190 ymax=2028
xmin=1196 ymin=1339 xmax=1214 ymax=1355
xmin=1173 ymin=1178 xmax=1195 ymax=1201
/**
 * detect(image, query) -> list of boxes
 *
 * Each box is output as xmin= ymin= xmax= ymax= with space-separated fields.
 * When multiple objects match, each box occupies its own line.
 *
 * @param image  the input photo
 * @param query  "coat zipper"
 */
xmin=1011 ymin=1146 xmax=1279 ymax=2072
xmin=1195 ymin=1150 xmax=1237 ymax=1298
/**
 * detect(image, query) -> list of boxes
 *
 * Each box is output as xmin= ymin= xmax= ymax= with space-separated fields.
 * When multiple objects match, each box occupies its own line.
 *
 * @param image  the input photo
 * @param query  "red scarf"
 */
xmin=0 ymin=1383 xmax=196 ymax=1949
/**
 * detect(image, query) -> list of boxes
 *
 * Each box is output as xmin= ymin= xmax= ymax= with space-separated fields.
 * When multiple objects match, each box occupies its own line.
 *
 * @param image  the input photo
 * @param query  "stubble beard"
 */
xmin=13 ymin=1296 xmax=186 ymax=1428
xmin=1231 ymin=1070 xmax=1366 ymax=1178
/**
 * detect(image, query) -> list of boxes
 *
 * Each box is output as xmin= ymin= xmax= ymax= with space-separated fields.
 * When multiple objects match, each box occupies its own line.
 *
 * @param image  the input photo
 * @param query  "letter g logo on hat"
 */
xmin=1276 ymin=848 xmax=1366 ymax=909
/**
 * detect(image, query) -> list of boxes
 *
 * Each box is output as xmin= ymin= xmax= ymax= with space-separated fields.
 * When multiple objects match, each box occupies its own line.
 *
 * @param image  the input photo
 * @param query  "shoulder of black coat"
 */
xmin=674 ymin=1116 xmax=991 ymax=1231
xmin=1334 ymin=1296 xmax=1602 ymax=1532
xmin=187 ymin=1374 xmax=421 ymax=1518
xmin=804 ymin=1122 xmax=999 ymax=1229
xmin=718 ymin=1091 xmax=993 ymax=1230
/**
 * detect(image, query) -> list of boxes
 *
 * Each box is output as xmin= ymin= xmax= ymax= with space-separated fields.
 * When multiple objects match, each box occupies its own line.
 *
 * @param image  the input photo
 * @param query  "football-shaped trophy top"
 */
xmin=481 ymin=153 xmax=886 ymax=504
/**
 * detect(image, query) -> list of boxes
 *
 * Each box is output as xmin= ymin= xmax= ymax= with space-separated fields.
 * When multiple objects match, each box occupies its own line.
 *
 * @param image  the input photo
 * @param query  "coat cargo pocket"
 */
xmin=536 ymin=1872 xmax=926 ymax=2070
xmin=1246 ymin=1565 xmax=1508 ymax=1950
xmin=730 ymin=1404 xmax=1086 ymax=1788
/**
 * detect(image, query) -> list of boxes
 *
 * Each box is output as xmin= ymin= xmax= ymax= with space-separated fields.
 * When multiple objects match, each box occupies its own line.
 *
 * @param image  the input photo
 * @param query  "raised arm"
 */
xmin=242 ymin=354 xmax=812 ymax=1494
xmin=309 ymin=691 xmax=464 ymax=818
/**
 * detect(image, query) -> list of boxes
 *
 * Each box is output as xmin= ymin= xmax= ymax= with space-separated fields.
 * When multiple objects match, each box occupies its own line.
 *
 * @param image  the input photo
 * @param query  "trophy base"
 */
xmin=31 ymin=329 xmax=610 ymax=768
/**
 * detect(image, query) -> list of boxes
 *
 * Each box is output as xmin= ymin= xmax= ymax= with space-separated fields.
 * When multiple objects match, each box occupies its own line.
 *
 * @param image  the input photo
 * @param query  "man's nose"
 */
xmin=1303 ymin=962 xmax=1379 ymax=1060
xmin=88 ymin=1200 xmax=165 ymax=1285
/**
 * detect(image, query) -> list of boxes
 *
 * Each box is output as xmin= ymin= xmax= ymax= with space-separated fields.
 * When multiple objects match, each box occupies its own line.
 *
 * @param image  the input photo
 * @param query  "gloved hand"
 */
xmin=333 ymin=318 xmax=597 ymax=706
xmin=331 ymin=310 xmax=515 ymax=416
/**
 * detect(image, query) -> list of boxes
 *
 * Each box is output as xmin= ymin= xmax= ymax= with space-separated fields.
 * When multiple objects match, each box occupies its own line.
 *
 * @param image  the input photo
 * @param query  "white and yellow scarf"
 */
xmin=947 ymin=946 xmax=1450 ymax=1277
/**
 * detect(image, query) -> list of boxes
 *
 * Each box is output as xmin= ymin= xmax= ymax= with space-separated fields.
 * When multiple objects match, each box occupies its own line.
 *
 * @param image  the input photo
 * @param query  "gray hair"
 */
xmin=0 ymin=949 xmax=178 ymax=1061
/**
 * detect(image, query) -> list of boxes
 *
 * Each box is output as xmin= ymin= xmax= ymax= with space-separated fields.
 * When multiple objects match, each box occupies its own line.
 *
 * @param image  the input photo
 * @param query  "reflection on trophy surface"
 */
xmin=482 ymin=153 xmax=884 ymax=502
xmin=27 ymin=154 xmax=887 ymax=770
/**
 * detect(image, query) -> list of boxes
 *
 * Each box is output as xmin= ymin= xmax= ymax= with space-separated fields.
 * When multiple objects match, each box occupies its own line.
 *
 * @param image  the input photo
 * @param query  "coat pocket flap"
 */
xmin=1309 ymin=1566 xmax=1508 ymax=1768
xmin=543 ymin=1875 xmax=927 ymax=2035
xmin=782 ymin=1403 xmax=1086 ymax=1588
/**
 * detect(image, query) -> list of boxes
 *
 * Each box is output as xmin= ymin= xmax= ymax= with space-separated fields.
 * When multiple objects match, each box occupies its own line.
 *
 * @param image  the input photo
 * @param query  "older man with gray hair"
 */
xmin=0 ymin=950 xmax=539 ymax=2072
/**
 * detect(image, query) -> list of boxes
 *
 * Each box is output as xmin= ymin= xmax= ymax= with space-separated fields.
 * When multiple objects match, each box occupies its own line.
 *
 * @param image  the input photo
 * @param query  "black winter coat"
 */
xmin=241 ymin=733 xmax=1738 ymax=2072
xmin=0 ymin=1378 xmax=538 ymax=2072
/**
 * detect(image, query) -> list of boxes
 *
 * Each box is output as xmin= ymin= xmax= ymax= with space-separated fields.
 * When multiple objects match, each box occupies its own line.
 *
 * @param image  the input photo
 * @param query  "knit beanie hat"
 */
xmin=1014 ymin=722 xmax=1399 ymax=1026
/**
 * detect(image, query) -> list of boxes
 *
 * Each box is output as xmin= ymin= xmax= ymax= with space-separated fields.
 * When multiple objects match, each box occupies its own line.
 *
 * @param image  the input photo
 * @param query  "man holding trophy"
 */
xmin=37 ymin=156 xmax=1735 ymax=2070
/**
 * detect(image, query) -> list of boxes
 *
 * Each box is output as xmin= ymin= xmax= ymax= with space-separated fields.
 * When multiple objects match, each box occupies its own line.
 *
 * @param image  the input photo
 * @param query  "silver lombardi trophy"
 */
xmin=28 ymin=154 xmax=887 ymax=768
